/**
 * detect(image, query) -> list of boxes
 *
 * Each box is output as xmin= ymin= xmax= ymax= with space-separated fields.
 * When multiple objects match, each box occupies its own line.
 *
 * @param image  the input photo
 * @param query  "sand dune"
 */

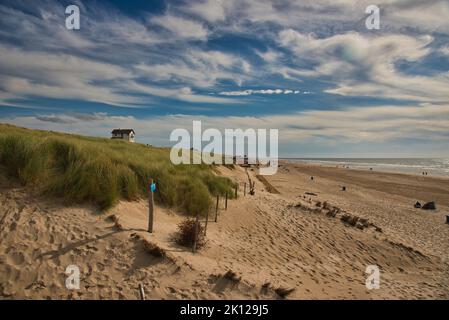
xmin=0 ymin=163 xmax=448 ymax=299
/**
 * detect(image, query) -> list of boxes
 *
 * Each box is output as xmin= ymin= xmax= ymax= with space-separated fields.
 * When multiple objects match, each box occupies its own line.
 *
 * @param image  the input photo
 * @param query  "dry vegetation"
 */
xmin=175 ymin=218 xmax=206 ymax=249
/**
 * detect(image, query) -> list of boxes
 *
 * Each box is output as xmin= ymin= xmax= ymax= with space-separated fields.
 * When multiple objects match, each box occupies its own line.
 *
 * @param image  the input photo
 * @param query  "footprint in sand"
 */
xmin=9 ymin=221 xmax=17 ymax=231
xmin=7 ymin=251 xmax=25 ymax=266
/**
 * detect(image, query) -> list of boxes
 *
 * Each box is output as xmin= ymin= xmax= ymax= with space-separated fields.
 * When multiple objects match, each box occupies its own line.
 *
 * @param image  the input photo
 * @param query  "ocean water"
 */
xmin=282 ymin=158 xmax=449 ymax=177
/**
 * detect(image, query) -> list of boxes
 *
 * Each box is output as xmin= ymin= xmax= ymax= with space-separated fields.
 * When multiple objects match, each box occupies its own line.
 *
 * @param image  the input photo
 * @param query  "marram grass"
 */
xmin=0 ymin=124 xmax=236 ymax=215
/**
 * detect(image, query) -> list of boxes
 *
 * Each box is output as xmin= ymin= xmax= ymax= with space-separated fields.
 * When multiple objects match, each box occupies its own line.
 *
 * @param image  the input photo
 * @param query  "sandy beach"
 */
xmin=1 ymin=161 xmax=448 ymax=299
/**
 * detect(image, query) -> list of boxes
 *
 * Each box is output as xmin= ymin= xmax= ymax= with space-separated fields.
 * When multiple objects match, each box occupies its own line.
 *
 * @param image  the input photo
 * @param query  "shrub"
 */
xmin=340 ymin=213 xmax=359 ymax=226
xmin=142 ymin=239 xmax=166 ymax=258
xmin=175 ymin=218 xmax=206 ymax=249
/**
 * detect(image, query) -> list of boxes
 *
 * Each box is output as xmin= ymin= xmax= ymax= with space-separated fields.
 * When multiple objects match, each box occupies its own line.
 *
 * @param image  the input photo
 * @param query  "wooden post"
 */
xmin=139 ymin=284 xmax=145 ymax=300
xmin=234 ymin=185 xmax=238 ymax=198
xmin=192 ymin=214 xmax=199 ymax=253
xmin=148 ymin=179 xmax=154 ymax=233
xmin=204 ymin=209 xmax=209 ymax=235
xmin=225 ymin=193 xmax=228 ymax=210
xmin=249 ymin=180 xmax=255 ymax=195
xmin=215 ymin=195 xmax=219 ymax=222
xmin=244 ymin=182 xmax=246 ymax=196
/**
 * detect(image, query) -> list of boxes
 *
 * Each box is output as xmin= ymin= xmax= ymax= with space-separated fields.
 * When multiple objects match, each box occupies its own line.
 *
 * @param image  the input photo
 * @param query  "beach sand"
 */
xmin=0 ymin=162 xmax=448 ymax=299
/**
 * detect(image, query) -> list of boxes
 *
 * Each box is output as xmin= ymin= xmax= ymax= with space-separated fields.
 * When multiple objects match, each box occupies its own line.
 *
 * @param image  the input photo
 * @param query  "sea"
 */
xmin=281 ymin=158 xmax=449 ymax=177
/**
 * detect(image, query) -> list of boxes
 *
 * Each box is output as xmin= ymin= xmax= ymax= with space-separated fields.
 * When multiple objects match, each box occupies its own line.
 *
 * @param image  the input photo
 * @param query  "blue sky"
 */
xmin=1 ymin=0 xmax=449 ymax=157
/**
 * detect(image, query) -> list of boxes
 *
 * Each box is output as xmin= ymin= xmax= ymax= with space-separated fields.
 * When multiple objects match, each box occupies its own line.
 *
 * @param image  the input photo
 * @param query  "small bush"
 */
xmin=142 ymin=239 xmax=166 ymax=258
xmin=326 ymin=209 xmax=337 ymax=218
xmin=175 ymin=218 xmax=206 ymax=249
xmin=340 ymin=213 xmax=359 ymax=226
xmin=223 ymin=270 xmax=241 ymax=282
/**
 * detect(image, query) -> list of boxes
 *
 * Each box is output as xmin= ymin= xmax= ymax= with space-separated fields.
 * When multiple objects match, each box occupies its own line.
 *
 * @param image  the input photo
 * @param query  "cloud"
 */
xmin=0 ymin=46 xmax=241 ymax=106
xmin=35 ymin=115 xmax=76 ymax=124
xmin=438 ymin=46 xmax=449 ymax=57
xmin=199 ymin=0 xmax=449 ymax=36
xmin=218 ymin=89 xmax=302 ymax=96
xmin=386 ymin=0 xmax=449 ymax=35
xmin=0 ymin=1 xmax=248 ymax=107
xmin=2 ymin=0 xmax=448 ymax=109
xmin=0 ymin=1 xmax=94 ymax=51
xmin=255 ymin=49 xmax=282 ymax=63
xmin=136 ymin=49 xmax=252 ymax=88
xmin=0 ymin=44 xmax=139 ymax=106
xmin=124 ymin=82 xmax=239 ymax=104
xmin=150 ymin=14 xmax=209 ymax=40
xmin=34 ymin=112 xmax=108 ymax=124
xmin=183 ymin=0 xmax=227 ymax=23
xmin=278 ymin=29 xmax=449 ymax=103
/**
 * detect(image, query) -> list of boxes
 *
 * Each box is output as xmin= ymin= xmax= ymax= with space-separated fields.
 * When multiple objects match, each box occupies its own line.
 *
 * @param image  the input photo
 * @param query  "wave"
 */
xmin=282 ymin=158 xmax=449 ymax=176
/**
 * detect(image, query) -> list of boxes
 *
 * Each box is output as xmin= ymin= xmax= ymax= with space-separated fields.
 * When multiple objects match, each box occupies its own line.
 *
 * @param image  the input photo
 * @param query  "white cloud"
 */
xmin=255 ymin=48 xmax=282 ymax=63
xmin=150 ymin=14 xmax=209 ymax=40
xmin=387 ymin=0 xmax=449 ymax=35
xmin=278 ymin=29 xmax=449 ymax=102
xmin=0 ymin=45 xmax=139 ymax=106
xmin=438 ymin=46 xmax=449 ymax=57
xmin=0 ymin=44 xmax=242 ymax=106
xmin=205 ymin=0 xmax=449 ymax=36
xmin=124 ymin=82 xmax=239 ymax=104
xmin=136 ymin=49 xmax=252 ymax=88
xmin=184 ymin=0 xmax=228 ymax=23
xmin=218 ymin=89 xmax=302 ymax=96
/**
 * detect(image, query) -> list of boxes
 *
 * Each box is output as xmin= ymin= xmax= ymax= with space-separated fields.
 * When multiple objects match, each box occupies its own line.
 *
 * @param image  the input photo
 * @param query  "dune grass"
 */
xmin=0 ymin=124 xmax=236 ymax=215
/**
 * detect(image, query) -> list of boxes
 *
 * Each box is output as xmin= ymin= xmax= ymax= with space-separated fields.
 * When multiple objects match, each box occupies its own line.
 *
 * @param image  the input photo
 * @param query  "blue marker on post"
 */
xmin=150 ymin=181 xmax=156 ymax=193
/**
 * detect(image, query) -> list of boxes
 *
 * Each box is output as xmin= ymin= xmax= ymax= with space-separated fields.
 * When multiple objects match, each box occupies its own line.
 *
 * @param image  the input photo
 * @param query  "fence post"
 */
xmin=192 ymin=214 xmax=199 ymax=253
xmin=148 ymin=179 xmax=154 ymax=233
xmin=235 ymin=185 xmax=238 ymax=198
xmin=204 ymin=209 xmax=209 ymax=235
xmin=215 ymin=195 xmax=219 ymax=222
xmin=244 ymin=182 xmax=246 ymax=196
xmin=139 ymin=284 xmax=145 ymax=300
xmin=225 ymin=193 xmax=228 ymax=210
xmin=249 ymin=180 xmax=255 ymax=195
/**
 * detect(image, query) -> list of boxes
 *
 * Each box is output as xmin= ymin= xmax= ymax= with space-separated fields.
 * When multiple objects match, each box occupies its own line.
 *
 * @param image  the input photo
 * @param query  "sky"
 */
xmin=0 ymin=0 xmax=449 ymax=157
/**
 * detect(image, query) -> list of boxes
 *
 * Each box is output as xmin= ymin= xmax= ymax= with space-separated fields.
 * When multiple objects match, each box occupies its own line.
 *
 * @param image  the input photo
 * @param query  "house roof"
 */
xmin=111 ymin=129 xmax=135 ymax=134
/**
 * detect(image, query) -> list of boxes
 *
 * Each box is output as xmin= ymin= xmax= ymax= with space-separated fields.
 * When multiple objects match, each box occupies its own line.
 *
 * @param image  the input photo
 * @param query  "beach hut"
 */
xmin=111 ymin=128 xmax=135 ymax=142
